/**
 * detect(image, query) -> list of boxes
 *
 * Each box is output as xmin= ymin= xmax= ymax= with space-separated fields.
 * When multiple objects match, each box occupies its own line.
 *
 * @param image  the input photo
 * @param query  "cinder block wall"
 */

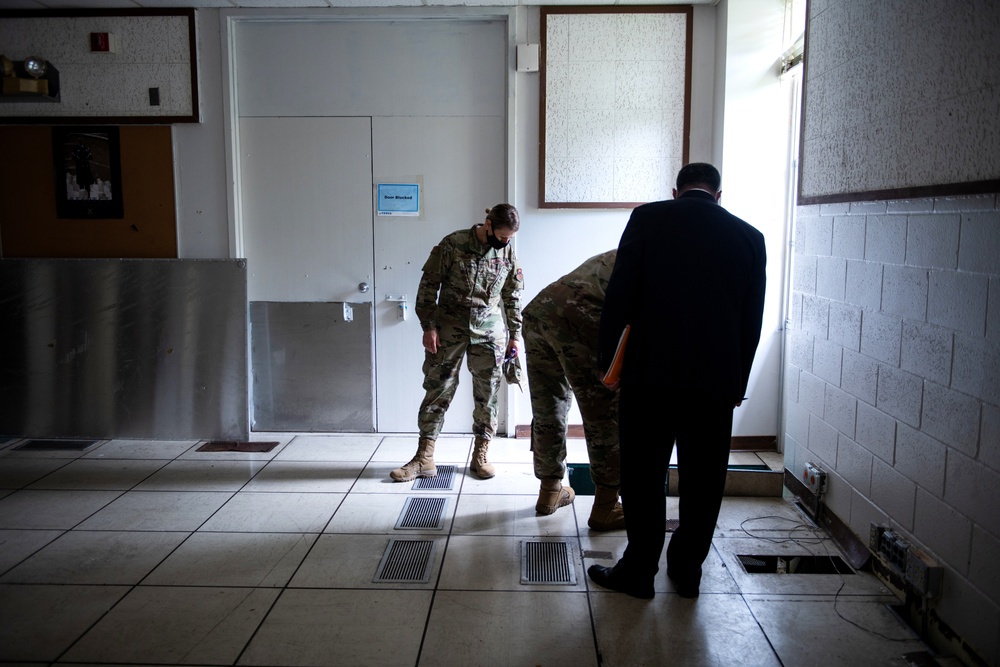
xmin=784 ymin=193 xmax=1000 ymax=663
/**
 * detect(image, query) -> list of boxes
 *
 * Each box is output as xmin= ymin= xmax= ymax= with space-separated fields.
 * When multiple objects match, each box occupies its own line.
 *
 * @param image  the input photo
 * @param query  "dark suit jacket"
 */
xmin=598 ymin=189 xmax=767 ymax=404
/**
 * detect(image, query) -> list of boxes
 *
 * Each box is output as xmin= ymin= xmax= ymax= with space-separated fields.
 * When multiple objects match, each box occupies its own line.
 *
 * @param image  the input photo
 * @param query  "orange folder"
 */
xmin=601 ymin=325 xmax=630 ymax=388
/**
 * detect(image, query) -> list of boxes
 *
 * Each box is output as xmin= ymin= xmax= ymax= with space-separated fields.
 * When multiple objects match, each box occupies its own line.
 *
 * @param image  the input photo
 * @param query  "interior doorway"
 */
xmin=230 ymin=16 xmax=509 ymax=433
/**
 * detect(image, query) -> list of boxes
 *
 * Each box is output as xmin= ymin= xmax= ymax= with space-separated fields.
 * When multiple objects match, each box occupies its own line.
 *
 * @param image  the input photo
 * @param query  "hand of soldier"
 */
xmin=423 ymin=329 xmax=439 ymax=354
xmin=504 ymin=340 xmax=519 ymax=362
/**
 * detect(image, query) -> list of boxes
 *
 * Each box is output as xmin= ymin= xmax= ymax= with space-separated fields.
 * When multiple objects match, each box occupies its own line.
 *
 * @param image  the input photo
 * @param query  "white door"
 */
xmin=240 ymin=116 xmax=376 ymax=431
xmin=372 ymin=116 xmax=507 ymax=433
xmin=232 ymin=17 xmax=508 ymax=434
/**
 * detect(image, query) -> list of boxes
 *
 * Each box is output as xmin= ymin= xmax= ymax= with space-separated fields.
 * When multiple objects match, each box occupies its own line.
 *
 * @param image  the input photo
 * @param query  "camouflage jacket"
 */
xmin=415 ymin=226 xmax=524 ymax=343
xmin=523 ymin=250 xmax=616 ymax=336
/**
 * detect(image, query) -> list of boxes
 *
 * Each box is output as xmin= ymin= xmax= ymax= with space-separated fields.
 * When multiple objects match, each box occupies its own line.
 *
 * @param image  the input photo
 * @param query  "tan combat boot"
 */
xmin=536 ymin=479 xmax=575 ymax=515
xmin=588 ymin=485 xmax=626 ymax=531
xmin=470 ymin=436 xmax=495 ymax=479
xmin=389 ymin=437 xmax=437 ymax=482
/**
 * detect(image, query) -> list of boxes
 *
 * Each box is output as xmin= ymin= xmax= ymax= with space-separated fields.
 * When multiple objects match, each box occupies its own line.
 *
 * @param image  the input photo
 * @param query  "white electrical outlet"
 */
xmin=802 ymin=461 xmax=826 ymax=496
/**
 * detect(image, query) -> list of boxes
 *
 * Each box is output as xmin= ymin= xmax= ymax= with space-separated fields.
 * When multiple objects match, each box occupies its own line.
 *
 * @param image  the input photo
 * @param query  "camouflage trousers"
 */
xmin=417 ymin=324 xmax=503 ymax=441
xmin=523 ymin=310 xmax=620 ymax=487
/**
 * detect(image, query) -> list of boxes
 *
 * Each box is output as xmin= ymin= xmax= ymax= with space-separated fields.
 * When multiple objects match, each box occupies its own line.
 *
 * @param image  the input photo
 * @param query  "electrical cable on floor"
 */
xmin=738 ymin=514 xmax=825 ymax=545
xmin=739 ymin=515 xmax=916 ymax=643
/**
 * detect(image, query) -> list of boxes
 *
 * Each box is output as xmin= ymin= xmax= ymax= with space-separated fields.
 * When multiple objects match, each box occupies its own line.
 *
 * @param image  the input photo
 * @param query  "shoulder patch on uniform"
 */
xmin=516 ymin=268 xmax=524 ymax=281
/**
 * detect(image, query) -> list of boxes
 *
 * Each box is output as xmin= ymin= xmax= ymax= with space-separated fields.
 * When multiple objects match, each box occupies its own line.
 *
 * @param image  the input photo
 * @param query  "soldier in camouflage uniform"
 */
xmin=390 ymin=204 xmax=524 ymax=482
xmin=523 ymin=250 xmax=625 ymax=530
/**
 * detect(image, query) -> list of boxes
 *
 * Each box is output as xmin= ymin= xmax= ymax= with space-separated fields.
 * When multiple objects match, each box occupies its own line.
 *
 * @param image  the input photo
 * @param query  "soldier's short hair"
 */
xmin=486 ymin=203 xmax=520 ymax=232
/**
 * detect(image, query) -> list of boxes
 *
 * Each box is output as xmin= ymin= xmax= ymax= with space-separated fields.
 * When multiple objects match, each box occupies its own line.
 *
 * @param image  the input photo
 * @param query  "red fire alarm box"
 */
xmin=90 ymin=32 xmax=114 ymax=53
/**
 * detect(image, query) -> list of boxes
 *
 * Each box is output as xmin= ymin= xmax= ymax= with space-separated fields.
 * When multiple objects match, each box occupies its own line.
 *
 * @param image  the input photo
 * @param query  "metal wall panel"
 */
xmin=250 ymin=301 xmax=374 ymax=432
xmin=0 ymin=259 xmax=248 ymax=440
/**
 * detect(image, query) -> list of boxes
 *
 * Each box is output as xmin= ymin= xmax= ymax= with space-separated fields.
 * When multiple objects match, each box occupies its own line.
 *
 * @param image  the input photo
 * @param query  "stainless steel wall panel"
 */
xmin=250 ymin=301 xmax=374 ymax=432
xmin=0 ymin=259 xmax=248 ymax=440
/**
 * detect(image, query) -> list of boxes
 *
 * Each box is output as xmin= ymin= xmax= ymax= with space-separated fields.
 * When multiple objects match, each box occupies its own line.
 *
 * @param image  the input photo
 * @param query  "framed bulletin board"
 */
xmin=540 ymin=6 xmax=691 ymax=208
xmin=0 ymin=9 xmax=198 ymax=123
xmin=798 ymin=2 xmax=1000 ymax=204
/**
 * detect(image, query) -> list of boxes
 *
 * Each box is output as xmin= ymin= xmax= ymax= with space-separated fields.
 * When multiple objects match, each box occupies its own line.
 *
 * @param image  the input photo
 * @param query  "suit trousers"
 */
xmin=617 ymin=384 xmax=733 ymax=583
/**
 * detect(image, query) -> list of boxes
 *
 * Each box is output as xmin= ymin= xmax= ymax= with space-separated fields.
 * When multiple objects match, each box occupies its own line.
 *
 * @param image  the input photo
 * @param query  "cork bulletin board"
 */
xmin=798 ymin=1 xmax=1000 ymax=204
xmin=540 ymin=6 xmax=691 ymax=209
xmin=0 ymin=125 xmax=178 ymax=258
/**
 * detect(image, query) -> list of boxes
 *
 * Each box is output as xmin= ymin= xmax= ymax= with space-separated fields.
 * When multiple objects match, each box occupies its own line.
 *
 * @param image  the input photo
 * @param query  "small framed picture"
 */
xmin=52 ymin=126 xmax=124 ymax=219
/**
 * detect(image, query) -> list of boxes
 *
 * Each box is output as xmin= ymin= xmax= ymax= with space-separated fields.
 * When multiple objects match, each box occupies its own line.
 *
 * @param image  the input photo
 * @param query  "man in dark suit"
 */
xmin=588 ymin=162 xmax=766 ymax=599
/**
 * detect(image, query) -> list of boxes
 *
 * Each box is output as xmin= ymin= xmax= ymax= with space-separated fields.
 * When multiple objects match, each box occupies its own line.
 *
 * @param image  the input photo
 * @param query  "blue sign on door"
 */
xmin=377 ymin=183 xmax=420 ymax=216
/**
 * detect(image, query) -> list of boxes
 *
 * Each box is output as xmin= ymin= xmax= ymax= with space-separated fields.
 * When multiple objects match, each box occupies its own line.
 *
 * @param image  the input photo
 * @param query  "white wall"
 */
xmin=718 ymin=0 xmax=788 ymax=439
xmin=174 ymin=9 xmax=230 ymax=259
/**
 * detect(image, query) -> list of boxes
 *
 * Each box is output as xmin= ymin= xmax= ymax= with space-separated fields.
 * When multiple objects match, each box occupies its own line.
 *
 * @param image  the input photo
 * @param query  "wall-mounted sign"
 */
xmin=377 ymin=183 xmax=419 ymax=216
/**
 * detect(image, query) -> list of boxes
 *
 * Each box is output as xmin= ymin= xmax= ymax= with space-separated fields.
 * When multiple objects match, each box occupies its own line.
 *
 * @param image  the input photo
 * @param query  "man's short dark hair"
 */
xmin=676 ymin=163 xmax=722 ymax=193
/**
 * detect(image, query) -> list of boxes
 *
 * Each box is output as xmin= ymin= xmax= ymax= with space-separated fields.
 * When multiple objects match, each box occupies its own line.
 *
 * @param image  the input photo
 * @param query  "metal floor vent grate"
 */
xmin=15 ymin=439 xmax=99 ymax=451
xmin=521 ymin=540 xmax=577 ymax=585
xmin=197 ymin=441 xmax=279 ymax=453
xmin=395 ymin=497 xmax=448 ymax=530
xmin=738 ymin=555 xmax=769 ymax=571
xmin=373 ymin=539 xmax=435 ymax=583
xmin=413 ymin=465 xmax=455 ymax=490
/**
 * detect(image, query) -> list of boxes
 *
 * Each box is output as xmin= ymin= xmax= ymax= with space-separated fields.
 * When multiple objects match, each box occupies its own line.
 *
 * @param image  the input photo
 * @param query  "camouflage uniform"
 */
xmin=523 ymin=250 xmax=620 ymax=487
xmin=415 ymin=226 xmax=524 ymax=440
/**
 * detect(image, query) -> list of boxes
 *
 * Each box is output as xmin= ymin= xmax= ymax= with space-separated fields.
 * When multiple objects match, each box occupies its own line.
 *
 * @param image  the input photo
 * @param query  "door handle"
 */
xmin=386 ymin=294 xmax=408 ymax=321
xmin=358 ymin=282 xmax=370 ymax=293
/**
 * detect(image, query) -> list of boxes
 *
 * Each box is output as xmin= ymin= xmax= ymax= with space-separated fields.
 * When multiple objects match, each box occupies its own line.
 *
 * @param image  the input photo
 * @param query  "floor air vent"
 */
xmin=413 ymin=465 xmax=455 ymax=490
xmin=521 ymin=540 xmax=576 ymax=585
xmin=395 ymin=497 xmax=448 ymax=530
xmin=15 ymin=439 xmax=98 ymax=451
xmin=197 ymin=441 xmax=279 ymax=453
xmin=737 ymin=554 xmax=854 ymax=575
xmin=373 ymin=539 xmax=435 ymax=583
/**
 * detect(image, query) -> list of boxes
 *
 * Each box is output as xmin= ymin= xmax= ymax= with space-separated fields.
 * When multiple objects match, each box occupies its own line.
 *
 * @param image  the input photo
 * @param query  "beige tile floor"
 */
xmin=0 ymin=433 xmax=940 ymax=666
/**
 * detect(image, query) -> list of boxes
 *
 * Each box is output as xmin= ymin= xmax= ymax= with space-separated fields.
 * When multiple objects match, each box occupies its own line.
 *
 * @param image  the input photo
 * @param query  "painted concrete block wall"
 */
xmin=784 ymin=194 xmax=1000 ymax=664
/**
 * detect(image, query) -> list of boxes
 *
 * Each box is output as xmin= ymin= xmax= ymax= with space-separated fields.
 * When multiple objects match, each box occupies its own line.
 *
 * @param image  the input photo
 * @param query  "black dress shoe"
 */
xmin=587 ymin=564 xmax=654 ymax=599
xmin=666 ymin=568 xmax=700 ymax=598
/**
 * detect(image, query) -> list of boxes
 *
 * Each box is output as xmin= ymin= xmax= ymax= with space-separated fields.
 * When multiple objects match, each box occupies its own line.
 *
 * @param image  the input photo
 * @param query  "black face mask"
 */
xmin=486 ymin=229 xmax=509 ymax=250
